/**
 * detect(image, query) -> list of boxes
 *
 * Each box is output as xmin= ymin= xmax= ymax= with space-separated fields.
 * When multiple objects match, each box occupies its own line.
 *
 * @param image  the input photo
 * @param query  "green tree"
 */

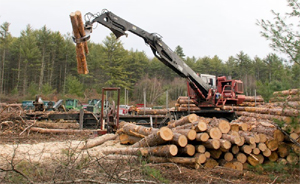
xmin=19 ymin=25 xmax=41 ymax=95
xmin=0 ymin=22 xmax=12 ymax=95
xmin=36 ymin=25 xmax=52 ymax=91
xmin=66 ymin=75 xmax=83 ymax=97
xmin=174 ymin=45 xmax=185 ymax=60
xmin=102 ymin=33 xmax=132 ymax=88
xmin=258 ymin=0 xmax=300 ymax=65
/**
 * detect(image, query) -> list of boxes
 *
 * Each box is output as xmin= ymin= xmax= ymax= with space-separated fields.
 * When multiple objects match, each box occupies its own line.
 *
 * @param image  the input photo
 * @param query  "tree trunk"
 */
xmin=145 ymin=144 xmax=178 ymax=157
xmin=38 ymin=47 xmax=45 ymax=91
xmin=131 ymin=126 xmax=173 ymax=147
xmin=173 ymin=129 xmax=196 ymax=141
xmin=30 ymin=127 xmax=95 ymax=135
xmin=79 ymin=133 xmax=118 ymax=149
xmin=119 ymin=122 xmax=157 ymax=137
xmin=170 ymin=133 xmax=188 ymax=147
xmin=167 ymin=114 xmax=198 ymax=128
xmin=101 ymin=147 xmax=148 ymax=156
xmin=119 ymin=134 xmax=142 ymax=145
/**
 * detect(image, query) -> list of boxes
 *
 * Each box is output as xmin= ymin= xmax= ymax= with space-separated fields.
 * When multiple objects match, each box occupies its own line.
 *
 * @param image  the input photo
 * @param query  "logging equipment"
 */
xmin=70 ymin=9 xmax=245 ymax=122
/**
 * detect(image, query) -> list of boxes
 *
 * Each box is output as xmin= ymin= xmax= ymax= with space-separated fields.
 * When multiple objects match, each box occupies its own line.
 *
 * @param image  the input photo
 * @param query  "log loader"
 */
xmin=72 ymin=9 xmax=245 ymax=127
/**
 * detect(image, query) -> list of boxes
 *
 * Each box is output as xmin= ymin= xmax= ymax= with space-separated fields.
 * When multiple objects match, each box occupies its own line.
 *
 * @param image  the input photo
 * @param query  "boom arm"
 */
xmin=84 ymin=10 xmax=211 ymax=100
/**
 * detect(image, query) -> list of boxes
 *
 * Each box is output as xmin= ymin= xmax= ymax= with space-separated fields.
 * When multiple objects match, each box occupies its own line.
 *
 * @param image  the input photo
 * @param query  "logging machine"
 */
xmin=72 ymin=9 xmax=245 ymax=121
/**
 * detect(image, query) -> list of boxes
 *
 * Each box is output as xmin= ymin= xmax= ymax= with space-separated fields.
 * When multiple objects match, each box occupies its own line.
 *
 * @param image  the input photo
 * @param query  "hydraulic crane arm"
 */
xmin=83 ymin=10 xmax=210 ymax=99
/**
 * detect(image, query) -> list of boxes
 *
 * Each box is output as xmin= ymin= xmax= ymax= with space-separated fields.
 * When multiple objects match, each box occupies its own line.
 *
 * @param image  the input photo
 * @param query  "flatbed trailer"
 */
xmin=119 ymin=114 xmax=168 ymax=128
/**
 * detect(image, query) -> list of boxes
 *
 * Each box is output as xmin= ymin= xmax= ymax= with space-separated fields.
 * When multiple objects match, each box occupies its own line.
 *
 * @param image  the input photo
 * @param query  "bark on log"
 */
xmin=167 ymin=114 xmax=198 ymax=128
xmin=121 ymin=122 xmax=157 ymax=137
xmin=119 ymin=134 xmax=142 ymax=145
xmin=202 ymin=139 xmax=220 ymax=149
xmin=239 ymin=131 xmax=256 ymax=145
xmin=79 ymin=133 xmax=118 ymax=150
xmin=147 ymin=155 xmax=200 ymax=169
xmin=101 ymin=147 xmax=148 ymax=156
xmin=69 ymin=12 xmax=88 ymax=74
xmin=177 ymin=98 xmax=196 ymax=104
xmin=132 ymin=127 xmax=173 ymax=148
xmin=146 ymin=144 xmax=178 ymax=157
xmin=30 ymin=127 xmax=95 ymax=134
xmin=221 ymin=134 xmax=241 ymax=145
xmin=235 ymin=111 xmax=292 ymax=124
xmin=170 ymin=133 xmax=188 ymax=147
xmin=173 ymin=129 xmax=196 ymax=141
xmin=176 ymin=107 xmax=201 ymax=111
xmin=244 ymin=95 xmax=264 ymax=102
xmin=33 ymin=121 xmax=80 ymax=129
xmin=75 ymin=11 xmax=89 ymax=54
xmin=103 ymin=154 xmax=139 ymax=161
xmin=137 ymin=109 xmax=168 ymax=115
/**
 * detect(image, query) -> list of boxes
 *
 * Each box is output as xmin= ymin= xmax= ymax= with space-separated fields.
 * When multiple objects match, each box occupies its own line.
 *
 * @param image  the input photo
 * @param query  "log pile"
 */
xmin=175 ymin=96 xmax=200 ymax=111
xmin=103 ymin=113 xmax=300 ymax=170
xmin=223 ymin=89 xmax=299 ymax=123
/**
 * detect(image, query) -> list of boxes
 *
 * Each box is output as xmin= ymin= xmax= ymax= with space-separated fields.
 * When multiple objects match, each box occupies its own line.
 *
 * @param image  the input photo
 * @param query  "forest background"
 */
xmin=0 ymin=0 xmax=300 ymax=106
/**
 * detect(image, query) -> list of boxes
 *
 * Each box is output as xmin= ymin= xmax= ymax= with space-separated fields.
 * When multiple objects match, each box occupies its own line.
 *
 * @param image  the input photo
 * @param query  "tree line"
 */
xmin=0 ymin=19 xmax=299 ymax=105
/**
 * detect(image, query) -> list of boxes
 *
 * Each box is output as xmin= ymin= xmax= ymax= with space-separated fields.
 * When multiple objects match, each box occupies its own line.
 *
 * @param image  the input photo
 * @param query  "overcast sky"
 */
xmin=0 ymin=0 xmax=291 ymax=61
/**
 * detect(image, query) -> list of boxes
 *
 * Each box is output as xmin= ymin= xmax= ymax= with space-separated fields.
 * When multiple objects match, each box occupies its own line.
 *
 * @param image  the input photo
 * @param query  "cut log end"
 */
xmin=169 ymin=145 xmax=178 ymax=156
xmin=159 ymin=127 xmax=174 ymax=141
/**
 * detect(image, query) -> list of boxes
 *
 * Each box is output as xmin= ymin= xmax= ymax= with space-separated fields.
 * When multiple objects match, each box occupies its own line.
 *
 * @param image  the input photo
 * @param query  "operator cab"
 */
xmin=200 ymin=74 xmax=216 ymax=89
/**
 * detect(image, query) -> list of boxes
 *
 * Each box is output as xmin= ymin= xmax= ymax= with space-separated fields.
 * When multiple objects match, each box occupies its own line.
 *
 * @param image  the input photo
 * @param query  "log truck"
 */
xmin=72 ymin=9 xmax=245 ymax=129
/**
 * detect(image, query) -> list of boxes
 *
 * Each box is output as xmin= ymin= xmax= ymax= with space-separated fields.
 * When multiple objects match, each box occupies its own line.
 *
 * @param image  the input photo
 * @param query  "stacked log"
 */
xmin=136 ymin=109 xmax=169 ymax=115
xmin=106 ymin=113 xmax=300 ymax=170
xmin=175 ymin=96 xmax=200 ymax=111
xmin=223 ymin=89 xmax=299 ymax=125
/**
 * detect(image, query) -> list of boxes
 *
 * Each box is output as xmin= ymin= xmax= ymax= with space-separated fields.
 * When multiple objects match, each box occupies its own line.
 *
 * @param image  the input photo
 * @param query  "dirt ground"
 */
xmin=0 ymin=133 xmax=299 ymax=184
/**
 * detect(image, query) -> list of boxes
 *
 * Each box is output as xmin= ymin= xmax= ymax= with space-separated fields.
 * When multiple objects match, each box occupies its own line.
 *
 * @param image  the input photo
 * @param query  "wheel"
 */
xmin=137 ymin=120 xmax=148 ymax=125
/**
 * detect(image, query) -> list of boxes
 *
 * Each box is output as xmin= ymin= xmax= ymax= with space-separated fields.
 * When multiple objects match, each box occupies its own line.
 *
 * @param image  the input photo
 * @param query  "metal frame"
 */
xmin=99 ymin=87 xmax=120 ymax=130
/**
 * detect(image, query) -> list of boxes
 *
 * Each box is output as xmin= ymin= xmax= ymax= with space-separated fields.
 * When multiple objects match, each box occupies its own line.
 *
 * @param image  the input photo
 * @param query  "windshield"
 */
xmin=66 ymin=100 xmax=74 ymax=106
